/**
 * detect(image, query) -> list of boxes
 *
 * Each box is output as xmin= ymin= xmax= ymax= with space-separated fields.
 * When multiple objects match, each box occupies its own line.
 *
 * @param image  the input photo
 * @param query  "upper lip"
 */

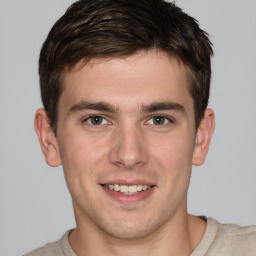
xmin=100 ymin=179 xmax=155 ymax=186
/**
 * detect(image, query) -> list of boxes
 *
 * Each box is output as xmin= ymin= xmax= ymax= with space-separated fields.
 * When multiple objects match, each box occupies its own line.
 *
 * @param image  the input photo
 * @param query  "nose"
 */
xmin=109 ymin=124 xmax=149 ymax=169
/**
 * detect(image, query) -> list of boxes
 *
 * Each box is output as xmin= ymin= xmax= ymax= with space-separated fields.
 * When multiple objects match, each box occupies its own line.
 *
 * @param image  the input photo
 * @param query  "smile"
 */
xmin=103 ymin=184 xmax=152 ymax=194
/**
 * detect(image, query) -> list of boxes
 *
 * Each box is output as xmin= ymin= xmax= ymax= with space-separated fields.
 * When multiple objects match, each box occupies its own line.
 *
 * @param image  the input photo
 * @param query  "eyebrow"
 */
xmin=68 ymin=100 xmax=185 ymax=115
xmin=142 ymin=102 xmax=185 ymax=113
xmin=68 ymin=100 xmax=116 ymax=115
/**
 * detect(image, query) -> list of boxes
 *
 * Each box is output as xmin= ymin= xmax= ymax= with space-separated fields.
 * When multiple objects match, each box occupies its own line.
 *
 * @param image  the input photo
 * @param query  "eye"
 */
xmin=84 ymin=115 xmax=108 ymax=126
xmin=147 ymin=115 xmax=172 ymax=125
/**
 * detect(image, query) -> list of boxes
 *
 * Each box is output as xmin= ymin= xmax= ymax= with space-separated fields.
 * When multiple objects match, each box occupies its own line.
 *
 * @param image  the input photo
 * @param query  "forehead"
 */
xmin=60 ymin=50 xmax=192 ymax=112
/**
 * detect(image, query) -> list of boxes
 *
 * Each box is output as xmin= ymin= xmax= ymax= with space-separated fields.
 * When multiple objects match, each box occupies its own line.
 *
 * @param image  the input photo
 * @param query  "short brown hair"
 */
xmin=39 ymin=0 xmax=213 ymax=134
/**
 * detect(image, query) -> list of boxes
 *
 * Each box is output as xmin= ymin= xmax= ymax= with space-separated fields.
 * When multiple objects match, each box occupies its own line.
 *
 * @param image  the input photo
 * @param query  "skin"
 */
xmin=35 ymin=50 xmax=215 ymax=256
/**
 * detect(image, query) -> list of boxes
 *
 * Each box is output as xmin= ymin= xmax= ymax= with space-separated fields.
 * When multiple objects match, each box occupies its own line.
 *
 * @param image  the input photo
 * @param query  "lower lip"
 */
xmin=101 ymin=186 xmax=155 ymax=204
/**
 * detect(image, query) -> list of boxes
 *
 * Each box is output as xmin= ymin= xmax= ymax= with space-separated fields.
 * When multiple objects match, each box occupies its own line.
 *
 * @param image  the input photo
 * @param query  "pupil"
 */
xmin=92 ymin=116 xmax=102 ymax=125
xmin=154 ymin=116 xmax=164 ymax=125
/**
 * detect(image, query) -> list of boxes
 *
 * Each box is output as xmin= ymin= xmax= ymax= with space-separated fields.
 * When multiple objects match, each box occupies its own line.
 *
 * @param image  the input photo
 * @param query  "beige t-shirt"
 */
xmin=24 ymin=218 xmax=256 ymax=256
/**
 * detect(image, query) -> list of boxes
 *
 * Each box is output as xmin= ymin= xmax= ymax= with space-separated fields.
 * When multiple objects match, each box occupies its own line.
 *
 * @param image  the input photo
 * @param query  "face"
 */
xmin=47 ymin=51 xmax=204 ymax=239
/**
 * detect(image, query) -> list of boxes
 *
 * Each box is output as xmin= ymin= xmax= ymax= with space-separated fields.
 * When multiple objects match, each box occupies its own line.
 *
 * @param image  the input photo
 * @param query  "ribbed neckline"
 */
xmin=190 ymin=217 xmax=219 ymax=256
xmin=60 ymin=229 xmax=76 ymax=256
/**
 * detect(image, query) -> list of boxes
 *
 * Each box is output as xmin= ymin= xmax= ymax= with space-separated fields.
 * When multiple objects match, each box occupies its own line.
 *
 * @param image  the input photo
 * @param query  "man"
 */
xmin=26 ymin=0 xmax=256 ymax=255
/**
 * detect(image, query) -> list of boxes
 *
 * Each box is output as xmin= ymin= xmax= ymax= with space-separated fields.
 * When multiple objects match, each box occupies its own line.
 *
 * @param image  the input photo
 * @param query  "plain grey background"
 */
xmin=0 ymin=0 xmax=255 ymax=255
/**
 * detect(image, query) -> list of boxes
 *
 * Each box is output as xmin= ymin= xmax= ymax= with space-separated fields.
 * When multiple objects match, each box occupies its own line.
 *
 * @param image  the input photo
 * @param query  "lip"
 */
xmin=100 ymin=181 xmax=156 ymax=204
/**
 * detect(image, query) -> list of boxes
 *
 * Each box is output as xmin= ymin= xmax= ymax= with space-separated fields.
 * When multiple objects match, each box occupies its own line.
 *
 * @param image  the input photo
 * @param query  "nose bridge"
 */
xmin=109 ymin=120 xmax=148 ymax=169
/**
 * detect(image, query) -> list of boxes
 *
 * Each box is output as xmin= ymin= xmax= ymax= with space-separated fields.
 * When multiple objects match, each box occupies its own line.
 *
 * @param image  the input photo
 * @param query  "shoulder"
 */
xmin=208 ymin=218 xmax=256 ymax=255
xmin=23 ymin=230 xmax=74 ymax=256
xmin=217 ymin=220 xmax=256 ymax=245
xmin=23 ymin=240 xmax=61 ymax=256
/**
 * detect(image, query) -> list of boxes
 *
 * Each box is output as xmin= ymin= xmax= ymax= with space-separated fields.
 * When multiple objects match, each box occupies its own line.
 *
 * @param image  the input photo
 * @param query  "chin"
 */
xmin=95 ymin=213 xmax=170 ymax=240
xmin=102 ymin=221 xmax=155 ymax=240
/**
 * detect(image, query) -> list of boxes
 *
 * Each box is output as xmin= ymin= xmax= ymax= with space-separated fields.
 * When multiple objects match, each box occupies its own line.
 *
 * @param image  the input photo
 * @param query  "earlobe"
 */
xmin=34 ymin=108 xmax=61 ymax=167
xmin=192 ymin=109 xmax=215 ymax=166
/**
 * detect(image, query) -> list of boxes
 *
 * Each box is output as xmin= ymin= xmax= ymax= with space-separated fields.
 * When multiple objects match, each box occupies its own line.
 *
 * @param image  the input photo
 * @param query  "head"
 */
xmin=35 ymin=0 xmax=215 ymax=242
xmin=39 ymin=0 xmax=213 ymax=134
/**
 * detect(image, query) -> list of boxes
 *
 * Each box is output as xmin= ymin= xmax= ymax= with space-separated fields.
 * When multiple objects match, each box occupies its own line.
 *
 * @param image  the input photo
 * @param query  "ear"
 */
xmin=34 ymin=108 xmax=61 ymax=167
xmin=192 ymin=109 xmax=215 ymax=166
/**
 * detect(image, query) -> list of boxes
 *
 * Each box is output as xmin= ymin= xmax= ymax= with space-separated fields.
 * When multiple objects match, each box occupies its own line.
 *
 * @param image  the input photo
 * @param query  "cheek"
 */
xmin=150 ymin=131 xmax=194 ymax=193
xmin=57 ymin=137 xmax=93 ymax=192
xmin=58 ymin=130 xmax=108 ymax=169
xmin=151 ymin=132 xmax=194 ymax=168
xmin=57 ymin=133 xmax=106 ymax=198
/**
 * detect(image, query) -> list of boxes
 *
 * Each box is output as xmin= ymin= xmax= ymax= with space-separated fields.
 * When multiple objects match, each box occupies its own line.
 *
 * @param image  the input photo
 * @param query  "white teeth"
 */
xmin=143 ymin=185 xmax=150 ymax=191
xmin=120 ymin=185 xmax=128 ymax=193
xmin=114 ymin=184 xmax=120 ymax=191
xmin=128 ymin=185 xmax=136 ymax=193
xmin=104 ymin=184 xmax=152 ymax=194
xmin=137 ymin=185 xmax=143 ymax=191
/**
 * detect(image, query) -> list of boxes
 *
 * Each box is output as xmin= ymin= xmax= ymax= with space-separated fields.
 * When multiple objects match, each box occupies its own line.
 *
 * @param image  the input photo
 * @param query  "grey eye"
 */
xmin=88 ymin=116 xmax=105 ymax=125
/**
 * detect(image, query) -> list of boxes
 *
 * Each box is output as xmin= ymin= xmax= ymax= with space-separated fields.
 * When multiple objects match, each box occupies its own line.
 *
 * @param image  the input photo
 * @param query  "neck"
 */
xmin=69 ymin=208 xmax=206 ymax=256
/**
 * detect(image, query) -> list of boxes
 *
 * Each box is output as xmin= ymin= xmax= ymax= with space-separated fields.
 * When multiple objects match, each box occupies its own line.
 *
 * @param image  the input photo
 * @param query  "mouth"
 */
xmin=102 ymin=184 xmax=152 ymax=195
